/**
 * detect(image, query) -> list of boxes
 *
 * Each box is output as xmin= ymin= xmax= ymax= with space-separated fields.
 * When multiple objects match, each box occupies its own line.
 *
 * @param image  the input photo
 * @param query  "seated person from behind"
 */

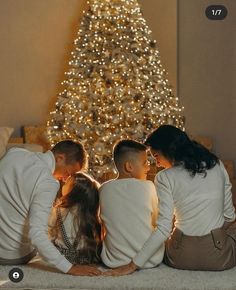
xmin=99 ymin=139 xmax=164 ymax=269
xmin=49 ymin=172 xmax=102 ymax=266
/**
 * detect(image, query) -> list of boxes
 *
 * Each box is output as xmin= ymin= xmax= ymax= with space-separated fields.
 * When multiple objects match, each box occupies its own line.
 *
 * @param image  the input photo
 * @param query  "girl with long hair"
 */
xmin=49 ymin=172 xmax=102 ymax=266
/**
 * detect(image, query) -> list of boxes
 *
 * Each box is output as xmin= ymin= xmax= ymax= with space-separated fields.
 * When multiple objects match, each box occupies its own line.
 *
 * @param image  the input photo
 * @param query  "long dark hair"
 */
xmin=53 ymin=172 xmax=102 ymax=257
xmin=145 ymin=125 xmax=219 ymax=176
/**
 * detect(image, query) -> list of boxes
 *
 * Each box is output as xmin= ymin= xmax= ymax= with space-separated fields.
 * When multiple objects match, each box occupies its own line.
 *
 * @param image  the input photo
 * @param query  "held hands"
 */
xmin=102 ymin=261 xmax=138 ymax=276
xmin=67 ymin=264 xmax=102 ymax=276
xmin=67 ymin=261 xmax=138 ymax=276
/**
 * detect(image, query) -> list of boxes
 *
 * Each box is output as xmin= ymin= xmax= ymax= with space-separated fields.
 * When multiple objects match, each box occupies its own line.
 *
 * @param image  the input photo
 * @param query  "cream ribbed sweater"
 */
xmin=0 ymin=148 xmax=72 ymax=273
xmin=133 ymin=161 xmax=236 ymax=267
xmin=99 ymin=178 xmax=165 ymax=268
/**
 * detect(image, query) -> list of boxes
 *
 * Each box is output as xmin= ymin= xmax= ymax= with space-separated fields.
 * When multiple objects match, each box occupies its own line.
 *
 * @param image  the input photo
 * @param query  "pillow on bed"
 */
xmin=0 ymin=127 xmax=14 ymax=159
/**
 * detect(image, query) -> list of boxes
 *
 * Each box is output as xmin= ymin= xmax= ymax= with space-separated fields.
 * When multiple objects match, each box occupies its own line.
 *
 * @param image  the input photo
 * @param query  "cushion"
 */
xmin=0 ymin=127 xmax=14 ymax=159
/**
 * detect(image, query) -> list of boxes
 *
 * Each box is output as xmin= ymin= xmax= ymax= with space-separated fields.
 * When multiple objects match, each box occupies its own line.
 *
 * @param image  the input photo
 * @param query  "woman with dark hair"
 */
xmin=49 ymin=172 xmax=102 ymax=274
xmin=104 ymin=125 xmax=236 ymax=275
xmin=140 ymin=125 xmax=236 ymax=271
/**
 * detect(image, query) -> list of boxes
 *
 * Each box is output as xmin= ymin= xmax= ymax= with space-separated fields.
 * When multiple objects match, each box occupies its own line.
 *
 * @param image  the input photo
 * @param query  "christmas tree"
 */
xmin=47 ymin=0 xmax=184 ymax=179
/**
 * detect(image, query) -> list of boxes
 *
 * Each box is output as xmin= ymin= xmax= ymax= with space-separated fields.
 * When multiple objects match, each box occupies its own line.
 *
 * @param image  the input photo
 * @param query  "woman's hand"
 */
xmin=102 ymin=261 xmax=137 ymax=276
xmin=67 ymin=264 xmax=102 ymax=276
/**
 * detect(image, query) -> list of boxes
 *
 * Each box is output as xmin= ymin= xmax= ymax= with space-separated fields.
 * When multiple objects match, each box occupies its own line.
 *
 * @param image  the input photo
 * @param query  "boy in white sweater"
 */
xmin=99 ymin=140 xmax=164 ymax=269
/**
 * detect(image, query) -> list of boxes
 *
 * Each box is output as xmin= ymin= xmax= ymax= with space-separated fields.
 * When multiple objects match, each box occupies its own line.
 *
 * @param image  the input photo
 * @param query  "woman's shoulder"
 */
xmin=157 ymin=165 xmax=185 ymax=177
xmin=155 ymin=165 xmax=187 ymax=184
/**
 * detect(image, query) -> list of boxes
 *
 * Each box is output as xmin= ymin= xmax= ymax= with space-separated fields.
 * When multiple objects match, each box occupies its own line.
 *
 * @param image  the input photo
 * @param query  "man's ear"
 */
xmin=124 ymin=160 xmax=133 ymax=173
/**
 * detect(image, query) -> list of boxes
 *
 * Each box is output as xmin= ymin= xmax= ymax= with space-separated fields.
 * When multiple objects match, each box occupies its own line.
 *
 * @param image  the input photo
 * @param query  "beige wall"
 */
xmin=178 ymin=0 xmax=236 ymax=166
xmin=0 ymin=0 xmax=235 ymax=170
xmin=0 ymin=0 xmax=86 ymax=135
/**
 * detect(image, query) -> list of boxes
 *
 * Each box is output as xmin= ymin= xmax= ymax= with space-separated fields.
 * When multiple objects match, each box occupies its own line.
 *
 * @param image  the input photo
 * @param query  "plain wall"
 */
xmin=178 ymin=0 xmax=236 ymax=165
xmin=0 ymin=0 xmax=86 ymax=135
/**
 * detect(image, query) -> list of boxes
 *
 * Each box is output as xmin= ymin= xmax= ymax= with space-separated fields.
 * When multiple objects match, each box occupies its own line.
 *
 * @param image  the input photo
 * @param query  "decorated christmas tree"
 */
xmin=47 ymin=0 xmax=184 ymax=178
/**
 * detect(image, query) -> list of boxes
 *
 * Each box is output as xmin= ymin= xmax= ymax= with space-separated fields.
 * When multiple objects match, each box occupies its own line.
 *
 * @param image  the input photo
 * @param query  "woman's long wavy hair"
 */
xmin=52 ymin=172 xmax=102 ymax=259
xmin=145 ymin=125 xmax=219 ymax=176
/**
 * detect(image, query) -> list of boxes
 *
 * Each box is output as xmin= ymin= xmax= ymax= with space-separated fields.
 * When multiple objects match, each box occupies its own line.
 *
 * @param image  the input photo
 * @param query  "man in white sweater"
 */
xmin=0 ymin=140 xmax=101 ymax=276
xmin=100 ymin=139 xmax=164 ymax=269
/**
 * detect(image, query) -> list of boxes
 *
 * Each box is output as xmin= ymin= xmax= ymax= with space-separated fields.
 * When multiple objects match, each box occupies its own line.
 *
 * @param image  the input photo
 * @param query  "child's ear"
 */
xmin=124 ymin=161 xmax=133 ymax=173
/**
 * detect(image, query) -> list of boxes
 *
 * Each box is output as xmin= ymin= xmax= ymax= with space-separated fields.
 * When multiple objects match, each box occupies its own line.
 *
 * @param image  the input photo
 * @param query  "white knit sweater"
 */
xmin=99 ymin=178 xmax=165 ymax=268
xmin=0 ymin=148 xmax=72 ymax=273
xmin=133 ymin=161 xmax=236 ymax=267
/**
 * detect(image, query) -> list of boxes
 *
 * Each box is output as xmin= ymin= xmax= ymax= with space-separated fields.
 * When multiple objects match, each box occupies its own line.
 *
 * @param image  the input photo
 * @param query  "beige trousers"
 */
xmin=164 ymin=222 xmax=236 ymax=271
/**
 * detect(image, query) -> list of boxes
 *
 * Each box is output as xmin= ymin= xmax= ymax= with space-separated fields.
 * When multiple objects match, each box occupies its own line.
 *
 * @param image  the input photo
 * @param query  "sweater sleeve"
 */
xmin=28 ymin=177 xmax=72 ymax=273
xmin=133 ymin=170 xmax=174 ymax=267
xmin=220 ymin=161 xmax=236 ymax=222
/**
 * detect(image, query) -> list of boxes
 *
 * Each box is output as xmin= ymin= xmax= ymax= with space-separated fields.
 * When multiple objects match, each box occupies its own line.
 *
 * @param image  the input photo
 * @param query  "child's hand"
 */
xmin=102 ymin=262 xmax=137 ymax=276
xmin=67 ymin=264 xmax=102 ymax=276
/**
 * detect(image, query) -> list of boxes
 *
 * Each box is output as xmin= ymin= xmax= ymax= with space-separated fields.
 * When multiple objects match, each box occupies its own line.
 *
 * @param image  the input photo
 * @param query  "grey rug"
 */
xmin=0 ymin=256 xmax=236 ymax=290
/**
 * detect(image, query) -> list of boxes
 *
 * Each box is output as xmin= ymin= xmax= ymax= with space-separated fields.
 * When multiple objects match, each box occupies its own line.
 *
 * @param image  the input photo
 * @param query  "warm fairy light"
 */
xmin=47 ymin=0 xmax=185 ymax=178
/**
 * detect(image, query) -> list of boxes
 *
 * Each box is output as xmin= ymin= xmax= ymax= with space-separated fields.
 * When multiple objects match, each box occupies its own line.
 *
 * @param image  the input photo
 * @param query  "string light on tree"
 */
xmin=47 ymin=0 xmax=185 ymax=179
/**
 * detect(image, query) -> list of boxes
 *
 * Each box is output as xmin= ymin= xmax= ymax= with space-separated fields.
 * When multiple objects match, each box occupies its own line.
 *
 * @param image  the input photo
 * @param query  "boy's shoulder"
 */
xmin=100 ymin=178 xmax=155 ymax=192
xmin=133 ymin=179 xmax=156 ymax=192
xmin=100 ymin=178 xmax=116 ymax=187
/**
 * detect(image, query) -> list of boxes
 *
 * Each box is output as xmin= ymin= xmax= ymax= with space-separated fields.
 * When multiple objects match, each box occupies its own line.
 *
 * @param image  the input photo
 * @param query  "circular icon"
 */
xmin=8 ymin=268 xmax=24 ymax=283
xmin=205 ymin=5 xmax=228 ymax=20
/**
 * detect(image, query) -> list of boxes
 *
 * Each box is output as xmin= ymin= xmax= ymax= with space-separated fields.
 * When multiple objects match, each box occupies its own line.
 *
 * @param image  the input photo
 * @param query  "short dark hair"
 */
xmin=113 ymin=139 xmax=147 ymax=170
xmin=51 ymin=140 xmax=87 ymax=169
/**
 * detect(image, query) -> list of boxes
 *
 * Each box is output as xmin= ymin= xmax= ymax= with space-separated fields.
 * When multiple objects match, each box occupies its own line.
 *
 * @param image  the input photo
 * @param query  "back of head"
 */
xmin=59 ymin=172 xmax=101 ymax=247
xmin=51 ymin=140 xmax=87 ymax=169
xmin=113 ymin=139 xmax=147 ymax=172
xmin=66 ymin=172 xmax=100 ymax=213
xmin=145 ymin=125 xmax=219 ymax=176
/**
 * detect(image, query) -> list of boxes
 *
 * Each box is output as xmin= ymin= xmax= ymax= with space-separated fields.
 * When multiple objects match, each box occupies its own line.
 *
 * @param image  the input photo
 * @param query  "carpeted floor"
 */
xmin=0 ymin=256 xmax=236 ymax=290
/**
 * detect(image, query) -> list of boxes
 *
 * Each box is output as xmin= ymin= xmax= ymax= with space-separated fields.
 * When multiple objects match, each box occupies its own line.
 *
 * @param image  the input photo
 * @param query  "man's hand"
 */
xmin=103 ymin=261 xmax=137 ymax=276
xmin=67 ymin=264 xmax=102 ymax=276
